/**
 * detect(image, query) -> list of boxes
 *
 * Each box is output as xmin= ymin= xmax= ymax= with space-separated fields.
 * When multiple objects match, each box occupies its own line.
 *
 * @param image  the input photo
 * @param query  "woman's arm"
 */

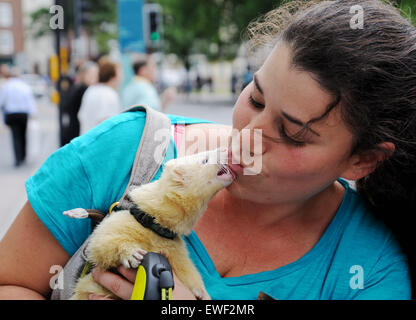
xmin=0 ymin=201 xmax=70 ymax=299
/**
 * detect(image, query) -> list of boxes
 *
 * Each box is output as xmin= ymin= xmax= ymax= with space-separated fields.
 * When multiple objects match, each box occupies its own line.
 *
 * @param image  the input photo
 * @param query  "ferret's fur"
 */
xmin=69 ymin=147 xmax=234 ymax=300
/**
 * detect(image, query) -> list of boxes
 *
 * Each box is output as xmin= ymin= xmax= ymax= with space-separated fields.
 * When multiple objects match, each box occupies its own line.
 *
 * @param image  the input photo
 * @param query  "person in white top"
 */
xmin=0 ymin=65 xmax=37 ymax=167
xmin=78 ymin=58 xmax=122 ymax=134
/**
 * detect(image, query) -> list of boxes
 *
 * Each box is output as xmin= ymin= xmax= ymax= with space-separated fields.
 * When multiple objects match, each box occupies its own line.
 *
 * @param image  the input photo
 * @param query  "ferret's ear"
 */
xmin=171 ymin=168 xmax=185 ymax=187
xmin=165 ymin=162 xmax=186 ymax=187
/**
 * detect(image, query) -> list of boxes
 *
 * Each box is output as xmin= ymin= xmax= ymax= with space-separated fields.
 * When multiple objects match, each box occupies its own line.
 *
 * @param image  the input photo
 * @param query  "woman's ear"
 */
xmin=340 ymin=142 xmax=395 ymax=181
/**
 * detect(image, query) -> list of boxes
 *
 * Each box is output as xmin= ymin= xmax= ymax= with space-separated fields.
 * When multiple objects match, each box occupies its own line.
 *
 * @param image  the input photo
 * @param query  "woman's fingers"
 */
xmin=117 ymin=265 xmax=137 ymax=283
xmin=91 ymin=267 xmax=134 ymax=300
xmin=89 ymin=267 xmax=203 ymax=300
xmin=88 ymin=293 xmax=114 ymax=300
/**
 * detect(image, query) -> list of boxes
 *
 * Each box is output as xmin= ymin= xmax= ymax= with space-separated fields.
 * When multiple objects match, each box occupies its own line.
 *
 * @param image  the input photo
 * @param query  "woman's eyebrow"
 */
xmin=254 ymin=71 xmax=337 ymax=138
xmin=253 ymin=74 xmax=263 ymax=94
xmin=281 ymin=111 xmax=321 ymax=137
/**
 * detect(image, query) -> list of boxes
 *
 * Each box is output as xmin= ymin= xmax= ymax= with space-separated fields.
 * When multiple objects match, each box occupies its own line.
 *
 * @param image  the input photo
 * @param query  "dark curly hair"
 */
xmin=247 ymin=0 xmax=416 ymax=298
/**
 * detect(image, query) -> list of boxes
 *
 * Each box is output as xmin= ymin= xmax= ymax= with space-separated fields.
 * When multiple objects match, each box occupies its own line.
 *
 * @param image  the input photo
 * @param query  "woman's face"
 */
xmin=83 ymin=65 xmax=99 ymax=86
xmin=228 ymin=43 xmax=356 ymax=205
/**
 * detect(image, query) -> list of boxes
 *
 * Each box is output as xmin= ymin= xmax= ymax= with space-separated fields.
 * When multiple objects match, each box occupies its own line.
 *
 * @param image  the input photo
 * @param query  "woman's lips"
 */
xmin=228 ymin=163 xmax=244 ymax=176
xmin=227 ymin=150 xmax=244 ymax=175
xmin=227 ymin=150 xmax=261 ymax=176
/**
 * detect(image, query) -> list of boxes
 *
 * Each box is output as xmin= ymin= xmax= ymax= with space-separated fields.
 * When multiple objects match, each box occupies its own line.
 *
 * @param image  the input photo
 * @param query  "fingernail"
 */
xmin=92 ymin=267 xmax=100 ymax=277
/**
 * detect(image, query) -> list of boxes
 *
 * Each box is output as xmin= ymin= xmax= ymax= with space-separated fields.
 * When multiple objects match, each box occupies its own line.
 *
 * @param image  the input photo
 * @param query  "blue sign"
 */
xmin=118 ymin=0 xmax=145 ymax=53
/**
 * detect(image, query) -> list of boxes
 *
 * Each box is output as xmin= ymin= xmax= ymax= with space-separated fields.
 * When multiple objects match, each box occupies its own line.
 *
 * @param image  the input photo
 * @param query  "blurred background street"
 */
xmin=0 ymin=95 xmax=234 ymax=239
xmin=0 ymin=93 xmax=234 ymax=239
xmin=1 ymin=0 xmax=415 ymax=240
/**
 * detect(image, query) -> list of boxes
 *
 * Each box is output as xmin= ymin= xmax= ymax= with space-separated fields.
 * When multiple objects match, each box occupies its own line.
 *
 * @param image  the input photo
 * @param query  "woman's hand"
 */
xmin=88 ymin=266 xmax=135 ymax=300
xmin=89 ymin=266 xmax=197 ymax=300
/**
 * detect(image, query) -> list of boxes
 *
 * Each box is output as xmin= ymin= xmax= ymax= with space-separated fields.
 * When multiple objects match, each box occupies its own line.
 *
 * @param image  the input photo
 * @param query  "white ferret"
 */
xmin=66 ymin=147 xmax=235 ymax=300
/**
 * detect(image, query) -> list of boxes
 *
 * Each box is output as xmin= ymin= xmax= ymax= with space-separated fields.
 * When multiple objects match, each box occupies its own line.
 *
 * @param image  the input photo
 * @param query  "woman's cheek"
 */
xmin=268 ymin=147 xmax=321 ymax=179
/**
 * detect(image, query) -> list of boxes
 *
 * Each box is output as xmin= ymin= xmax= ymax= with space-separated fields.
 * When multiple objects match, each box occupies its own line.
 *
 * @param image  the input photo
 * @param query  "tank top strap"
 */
xmin=172 ymin=123 xmax=186 ymax=155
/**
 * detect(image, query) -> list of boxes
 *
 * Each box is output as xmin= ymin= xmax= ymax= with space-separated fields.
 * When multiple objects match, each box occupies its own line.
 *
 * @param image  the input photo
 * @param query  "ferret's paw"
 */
xmin=120 ymin=247 xmax=147 ymax=269
xmin=192 ymin=287 xmax=210 ymax=300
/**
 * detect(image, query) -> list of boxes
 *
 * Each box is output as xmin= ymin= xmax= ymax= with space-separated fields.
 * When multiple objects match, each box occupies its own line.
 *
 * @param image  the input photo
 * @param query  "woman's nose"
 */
xmin=244 ymin=114 xmax=272 ymax=156
xmin=230 ymin=126 xmax=266 ymax=159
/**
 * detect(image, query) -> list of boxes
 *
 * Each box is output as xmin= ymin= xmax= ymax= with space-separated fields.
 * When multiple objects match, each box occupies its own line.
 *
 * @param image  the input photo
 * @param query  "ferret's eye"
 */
xmin=202 ymin=157 xmax=208 ymax=164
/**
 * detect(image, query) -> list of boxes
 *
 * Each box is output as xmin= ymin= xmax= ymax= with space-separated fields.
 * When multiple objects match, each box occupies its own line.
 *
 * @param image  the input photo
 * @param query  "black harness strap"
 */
xmin=114 ymin=204 xmax=177 ymax=240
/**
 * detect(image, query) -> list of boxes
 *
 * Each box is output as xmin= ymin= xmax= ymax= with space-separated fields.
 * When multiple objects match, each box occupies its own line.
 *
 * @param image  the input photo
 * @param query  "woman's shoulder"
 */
xmin=73 ymin=110 xmax=147 ymax=149
xmin=74 ymin=111 xmax=219 ymax=149
xmin=340 ymin=182 xmax=397 ymax=247
xmin=336 ymin=181 xmax=408 ymax=269
xmin=312 ymin=182 xmax=411 ymax=299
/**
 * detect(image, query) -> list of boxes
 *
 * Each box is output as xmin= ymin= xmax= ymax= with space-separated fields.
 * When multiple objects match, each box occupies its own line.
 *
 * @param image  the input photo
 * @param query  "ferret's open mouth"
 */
xmin=216 ymin=165 xmax=236 ymax=181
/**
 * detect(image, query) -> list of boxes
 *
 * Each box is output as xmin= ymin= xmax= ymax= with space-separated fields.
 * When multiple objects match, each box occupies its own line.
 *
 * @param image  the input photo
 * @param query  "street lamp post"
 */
xmin=54 ymin=0 xmax=62 ymax=146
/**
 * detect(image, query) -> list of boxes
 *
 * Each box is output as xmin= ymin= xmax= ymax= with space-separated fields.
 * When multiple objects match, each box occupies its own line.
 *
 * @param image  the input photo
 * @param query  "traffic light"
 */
xmin=60 ymin=46 xmax=69 ymax=75
xmin=80 ymin=0 xmax=92 ymax=24
xmin=149 ymin=11 xmax=160 ymax=42
xmin=49 ymin=54 xmax=60 ymax=83
xmin=74 ymin=0 xmax=92 ymax=33
xmin=143 ymin=3 xmax=163 ymax=50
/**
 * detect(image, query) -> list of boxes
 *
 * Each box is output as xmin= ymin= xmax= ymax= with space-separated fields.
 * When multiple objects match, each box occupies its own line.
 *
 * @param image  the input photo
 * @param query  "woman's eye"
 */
xmin=248 ymin=92 xmax=306 ymax=147
xmin=279 ymin=124 xmax=306 ymax=147
xmin=248 ymin=94 xmax=265 ymax=109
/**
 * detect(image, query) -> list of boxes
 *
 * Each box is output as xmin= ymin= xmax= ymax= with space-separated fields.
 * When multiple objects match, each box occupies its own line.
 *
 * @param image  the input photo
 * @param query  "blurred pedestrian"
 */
xmin=0 ymin=64 xmax=9 ymax=87
xmin=122 ymin=54 xmax=175 ymax=113
xmin=241 ymin=65 xmax=253 ymax=91
xmin=207 ymin=76 xmax=213 ymax=93
xmin=183 ymin=73 xmax=192 ymax=99
xmin=61 ymin=61 xmax=98 ymax=145
xmin=231 ymin=72 xmax=237 ymax=95
xmin=0 ymin=66 xmax=37 ymax=167
xmin=78 ymin=58 xmax=121 ymax=135
xmin=195 ymin=73 xmax=203 ymax=92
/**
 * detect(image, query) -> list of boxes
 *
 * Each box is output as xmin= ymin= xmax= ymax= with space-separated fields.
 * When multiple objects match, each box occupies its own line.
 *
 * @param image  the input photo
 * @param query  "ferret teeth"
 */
xmin=217 ymin=166 xmax=226 ymax=175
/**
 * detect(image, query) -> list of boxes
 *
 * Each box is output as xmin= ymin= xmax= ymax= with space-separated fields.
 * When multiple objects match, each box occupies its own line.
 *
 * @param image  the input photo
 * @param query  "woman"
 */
xmin=78 ymin=57 xmax=122 ymax=134
xmin=61 ymin=61 xmax=99 ymax=145
xmin=0 ymin=0 xmax=414 ymax=299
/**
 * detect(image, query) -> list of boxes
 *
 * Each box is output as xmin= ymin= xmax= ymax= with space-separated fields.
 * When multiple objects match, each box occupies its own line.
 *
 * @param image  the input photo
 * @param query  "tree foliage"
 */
xmin=153 ymin=0 xmax=284 ymax=62
xmin=29 ymin=0 xmax=416 ymax=61
xmin=29 ymin=0 xmax=117 ymax=54
xmin=397 ymin=0 xmax=416 ymax=26
xmin=154 ymin=0 xmax=416 ymax=62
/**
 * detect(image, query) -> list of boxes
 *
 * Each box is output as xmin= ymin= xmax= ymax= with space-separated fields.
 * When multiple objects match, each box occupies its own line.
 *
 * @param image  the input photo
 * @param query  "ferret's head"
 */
xmin=162 ymin=147 xmax=235 ymax=233
xmin=163 ymin=147 xmax=235 ymax=193
xmin=130 ymin=148 xmax=235 ymax=235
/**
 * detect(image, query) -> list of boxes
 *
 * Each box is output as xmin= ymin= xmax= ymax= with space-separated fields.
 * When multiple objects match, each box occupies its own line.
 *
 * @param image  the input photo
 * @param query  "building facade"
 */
xmin=0 ymin=0 xmax=24 ymax=63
